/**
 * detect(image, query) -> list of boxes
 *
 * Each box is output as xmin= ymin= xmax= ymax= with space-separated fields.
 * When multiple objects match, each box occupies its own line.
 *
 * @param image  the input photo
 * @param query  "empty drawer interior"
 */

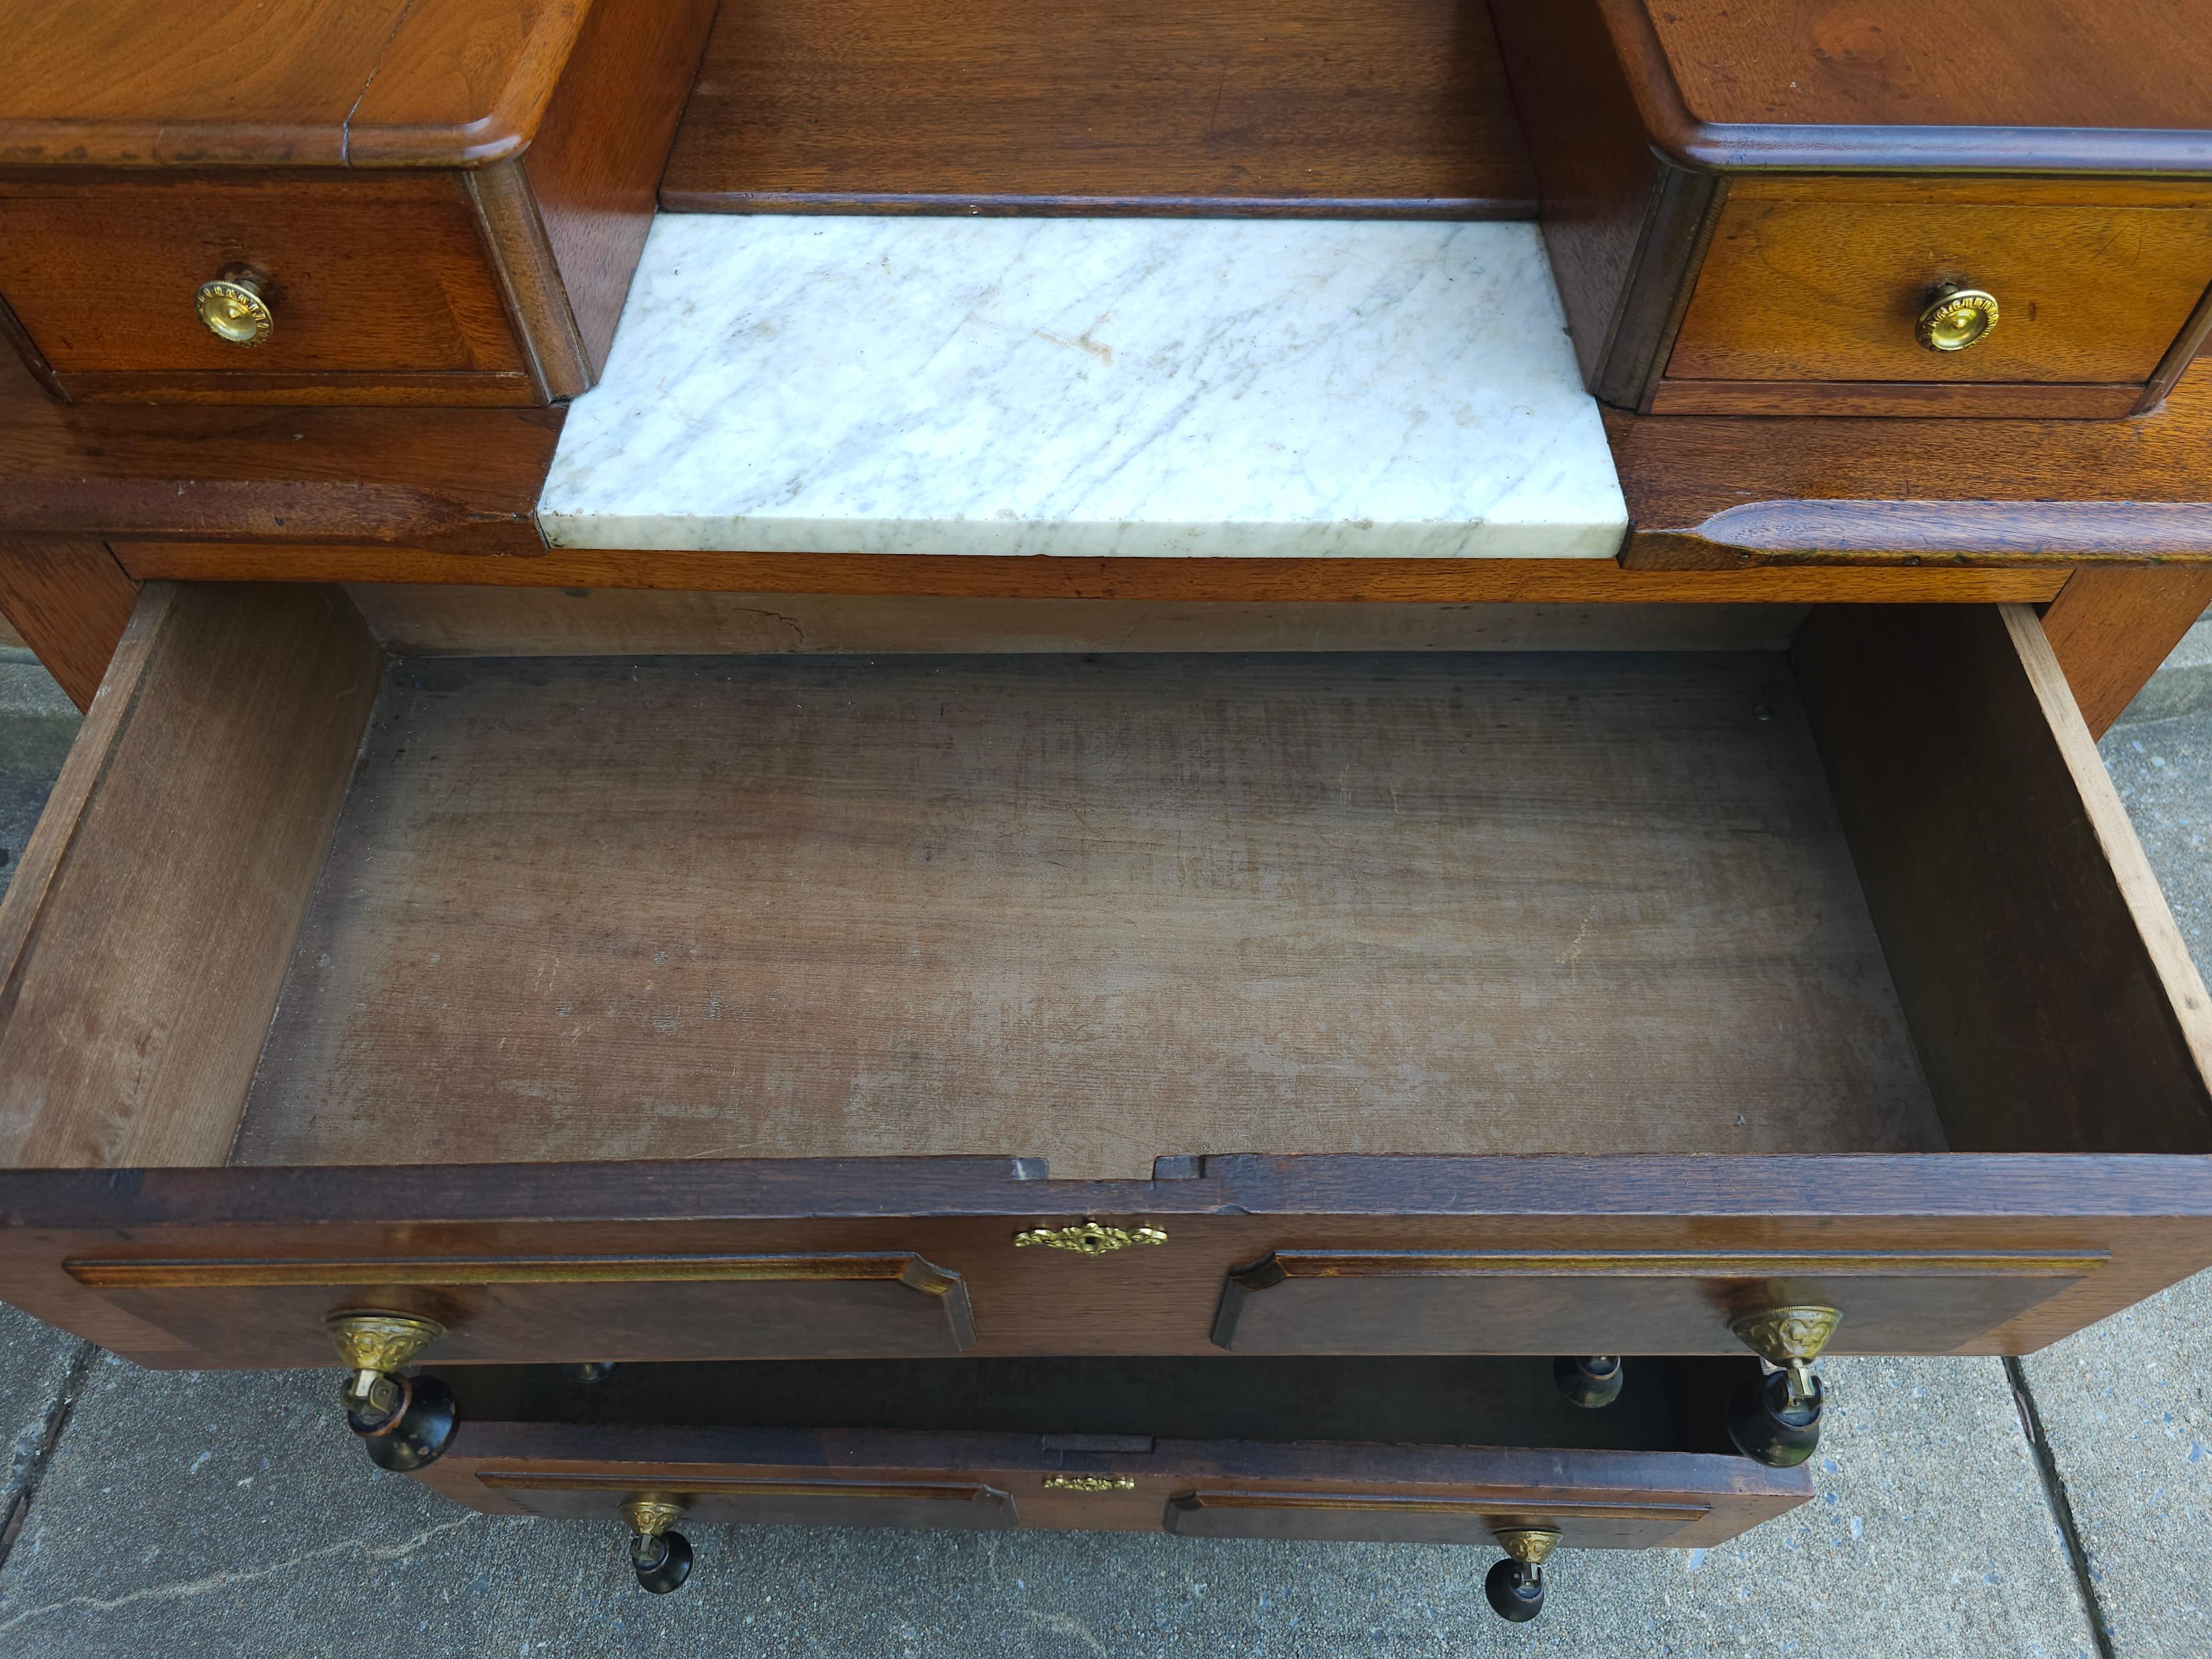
xmin=1 ymin=585 xmax=2206 ymax=1180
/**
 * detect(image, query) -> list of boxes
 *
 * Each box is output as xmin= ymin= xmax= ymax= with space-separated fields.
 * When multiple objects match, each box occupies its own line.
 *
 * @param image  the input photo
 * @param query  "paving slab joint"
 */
xmin=0 ymin=1343 xmax=99 ymax=1574
xmin=2005 ymin=1355 xmax=2117 ymax=1659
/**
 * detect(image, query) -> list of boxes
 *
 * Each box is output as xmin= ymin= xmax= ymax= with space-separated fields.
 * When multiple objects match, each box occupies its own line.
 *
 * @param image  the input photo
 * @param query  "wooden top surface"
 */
xmin=660 ymin=0 xmax=1534 ymax=216
xmin=1593 ymin=0 xmax=2212 ymax=170
xmin=0 ymin=0 xmax=590 ymax=166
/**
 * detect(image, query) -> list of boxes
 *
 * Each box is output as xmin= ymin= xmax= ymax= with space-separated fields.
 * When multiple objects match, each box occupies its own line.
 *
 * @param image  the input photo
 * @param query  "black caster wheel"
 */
xmin=346 ymin=1372 xmax=458 ymax=1472
xmin=1484 ymin=1558 xmax=1545 ymax=1623
xmin=631 ymin=1529 xmax=693 ymax=1594
xmin=1726 ymin=1367 xmax=1823 ymax=1467
xmin=1554 ymin=1355 xmax=1623 ymax=1409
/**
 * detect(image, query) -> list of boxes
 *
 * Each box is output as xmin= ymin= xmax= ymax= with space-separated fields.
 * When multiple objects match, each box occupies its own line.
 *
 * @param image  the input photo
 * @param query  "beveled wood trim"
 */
xmin=1723 ymin=175 xmax=2212 ymax=209
xmin=481 ymin=1471 xmax=1009 ymax=1504
xmin=0 ymin=289 xmax=64 ymax=403
xmin=659 ymin=191 xmax=1539 ymax=220
xmin=1166 ymin=1491 xmax=1706 ymax=1522
xmin=1648 ymin=381 xmax=2145 ymax=419
xmin=1619 ymin=500 xmax=2212 ymax=569
xmin=65 ymin=1251 xmax=966 ymax=1295
xmin=111 ymin=545 xmax=2073 ymax=604
xmin=1586 ymin=0 xmax=2212 ymax=175
xmin=2138 ymin=280 xmax=2212 ymax=414
xmin=58 ymin=370 xmax=540 ymax=407
xmin=1228 ymin=1249 xmax=2110 ymax=1283
xmin=462 ymin=158 xmax=592 ymax=404
xmin=1603 ymin=162 xmax=1724 ymax=410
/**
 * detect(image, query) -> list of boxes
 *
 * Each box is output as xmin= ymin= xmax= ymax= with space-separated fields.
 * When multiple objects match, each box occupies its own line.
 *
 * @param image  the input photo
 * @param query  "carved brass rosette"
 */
xmin=621 ymin=1494 xmax=689 ymax=1538
xmin=1013 ymin=1221 xmax=1168 ymax=1256
xmin=1915 ymin=284 xmax=1998 ymax=352
xmin=1041 ymin=1475 xmax=1137 ymax=1492
xmin=1494 ymin=1527 xmax=1562 ymax=1566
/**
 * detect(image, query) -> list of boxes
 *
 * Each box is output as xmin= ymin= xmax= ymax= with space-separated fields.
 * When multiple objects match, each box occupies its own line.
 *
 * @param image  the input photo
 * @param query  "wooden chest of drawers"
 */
xmin=1490 ymin=0 xmax=2212 ymax=416
xmin=0 ymin=0 xmax=718 ymax=405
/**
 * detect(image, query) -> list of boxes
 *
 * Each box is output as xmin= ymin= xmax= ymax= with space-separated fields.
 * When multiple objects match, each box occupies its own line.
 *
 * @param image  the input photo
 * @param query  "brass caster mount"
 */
xmin=327 ymin=1311 xmax=457 ymax=1472
xmin=1726 ymin=1305 xmax=1840 ymax=1468
xmin=624 ymin=1494 xmax=694 ymax=1594
xmin=1485 ymin=1527 xmax=1561 ymax=1623
xmin=1553 ymin=1355 xmax=1623 ymax=1409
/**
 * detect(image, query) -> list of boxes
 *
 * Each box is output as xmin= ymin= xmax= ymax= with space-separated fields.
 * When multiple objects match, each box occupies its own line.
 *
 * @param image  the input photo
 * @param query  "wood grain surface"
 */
xmin=232 ymin=651 xmax=1940 ymax=1181
xmin=660 ymin=0 xmax=1535 ymax=216
xmin=0 ymin=583 xmax=379 ymax=1168
xmin=2043 ymin=566 xmax=2212 ymax=735
xmin=7 ymin=1156 xmax=2212 ymax=1366
xmin=1668 ymin=198 xmax=2212 ymax=387
xmin=1796 ymin=604 xmax=2212 ymax=1156
xmin=0 ymin=540 xmax=138 ymax=709
xmin=0 ymin=0 xmax=594 ymax=168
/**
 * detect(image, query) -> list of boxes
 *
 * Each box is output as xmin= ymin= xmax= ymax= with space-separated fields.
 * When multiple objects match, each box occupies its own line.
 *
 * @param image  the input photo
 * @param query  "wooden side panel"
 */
xmin=1162 ymin=1489 xmax=1702 ymax=1546
xmin=0 ymin=539 xmax=137 ymax=709
xmin=486 ymin=1470 xmax=1018 ymax=1530
xmin=0 ymin=582 xmax=379 ymax=1167
xmin=659 ymin=0 xmax=1535 ymax=217
xmin=2042 ymin=567 xmax=2212 ymax=737
xmin=66 ymin=1251 xmax=975 ymax=1364
xmin=1208 ymin=1249 xmax=2101 ymax=1356
xmin=521 ymin=0 xmax=720 ymax=376
xmin=1793 ymin=604 xmax=2212 ymax=1155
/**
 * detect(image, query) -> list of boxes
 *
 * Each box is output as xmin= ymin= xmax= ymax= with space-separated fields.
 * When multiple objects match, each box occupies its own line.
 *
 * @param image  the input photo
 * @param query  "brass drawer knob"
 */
xmin=194 ymin=267 xmax=273 ymax=346
xmin=1916 ymin=284 xmax=1999 ymax=353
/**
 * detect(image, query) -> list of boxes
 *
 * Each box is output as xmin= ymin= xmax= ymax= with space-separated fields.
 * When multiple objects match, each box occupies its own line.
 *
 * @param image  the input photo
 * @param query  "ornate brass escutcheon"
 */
xmin=1013 ymin=1220 xmax=1168 ymax=1255
xmin=1041 ymin=1475 xmax=1137 ymax=1491
xmin=194 ymin=267 xmax=274 ymax=346
xmin=1729 ymin=1304 xmax=1841 ymax=1401
xmin=1915 ymin=283 xmax=1999 ymax=352
xmin=1486 ymin=1527 xmax=1561 ymax=1622
xmin=327 ymin=1309 xmax=443 ymax=1418
xmin=1494 ymin=1527 xmax=1562 ymax=1567
xmin=622 ymin=1492 xmax=695 ymax=1594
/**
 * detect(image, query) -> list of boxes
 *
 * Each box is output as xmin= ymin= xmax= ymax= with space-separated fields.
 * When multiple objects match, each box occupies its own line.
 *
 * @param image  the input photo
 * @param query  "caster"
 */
xmin=1726 ymin=1305 xmax=1839 ymax=1468
xmin=623 ymin=1494 xmax=693 ymax=1594
xmin=1484 ymin=1528 xmax=1558 ymax=1623
xmin=567 ymin=1362 xmax=618 ymax=1385
xmin=327 ymin=1311 xmax=457 ymax=1471
xmin=1553 ymin=1355 xmax=1623 ymax=1409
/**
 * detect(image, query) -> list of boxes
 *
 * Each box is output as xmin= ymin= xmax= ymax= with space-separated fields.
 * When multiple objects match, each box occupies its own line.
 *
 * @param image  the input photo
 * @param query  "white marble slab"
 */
xmin=539 ymin=216 xmax=1626 ymax=559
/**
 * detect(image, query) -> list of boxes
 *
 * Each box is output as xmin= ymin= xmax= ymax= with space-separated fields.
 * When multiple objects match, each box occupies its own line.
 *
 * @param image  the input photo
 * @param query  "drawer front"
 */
xmin=1209 ymin=1249 xmax=2106 ymax=1355
xmin=62 ymin=1251 xmax=976 ymax=1364
xmin=1662 ymin=195 xmax=2212 ymax=413
xmin=0 ymin=176 xmax=532 ymax=404
xmin=414 ymin=1423 xmax=1809 ymax=1550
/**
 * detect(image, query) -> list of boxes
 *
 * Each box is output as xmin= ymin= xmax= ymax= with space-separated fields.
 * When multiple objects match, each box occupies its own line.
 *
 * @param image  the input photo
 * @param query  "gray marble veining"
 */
xmin=539 ymin=215 xmax=1626 ymax=559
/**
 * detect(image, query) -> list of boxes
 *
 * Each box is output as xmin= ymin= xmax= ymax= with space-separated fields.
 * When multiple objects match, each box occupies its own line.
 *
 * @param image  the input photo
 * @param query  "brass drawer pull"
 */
xmin=1014 ymin=1220 xmax=1166 ymax=1255
xmin=1916 ymin=283 xmax=1999 ymax=352
xmin=194 ymin=267 xmax=273 ymax=346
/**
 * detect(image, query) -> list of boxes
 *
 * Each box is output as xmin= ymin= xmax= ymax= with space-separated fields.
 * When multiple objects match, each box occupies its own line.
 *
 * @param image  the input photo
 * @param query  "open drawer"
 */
xmin=416 ymin=1355 xmax=1811 ymax=1554
xmin=0 ymin=584 xmax=2208 ymax=1371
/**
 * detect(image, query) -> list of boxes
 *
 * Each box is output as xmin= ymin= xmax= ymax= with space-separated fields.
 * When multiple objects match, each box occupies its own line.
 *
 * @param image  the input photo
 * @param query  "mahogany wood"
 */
xmin=486 ymin=1471 xmax=1019 ymax=1531
xmin=116 ymin=545 xmax=2073 ymax=604
xmin=659 ymin=0 xmax=1534 ymax=217
xmin=1610 ymin=362 xmax=2212 ymax=569
xmin=0 ymin=540 xmax=137 ymax=709
xmin=1794 ymin=604 xmax=2212 ymax=1155
xmin=1646 ymin=383 xmax=2145 ymax=420
xmin=0 ymin=582 xmax=378 ymax=1167
xmin=0 ymin=0 xmax=596 ymax=169
xmin=1209 ymin=1248 xmax=2102 ymax=1355
xmin=4 ymin=1156 xmax=2211 ymax=1368
xmin=1667 ymin=197 xmax=2212 ymax=390
xmin=2043 ymin=567 xmax=2212 ymax=736
xmin=72 ymin=1251 xmax=978 ymax=1364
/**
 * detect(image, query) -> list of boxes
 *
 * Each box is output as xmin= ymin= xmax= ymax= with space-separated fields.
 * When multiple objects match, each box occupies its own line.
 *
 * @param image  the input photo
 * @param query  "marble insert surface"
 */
xmin=539 ymin=216 xmax=1627 ymax=559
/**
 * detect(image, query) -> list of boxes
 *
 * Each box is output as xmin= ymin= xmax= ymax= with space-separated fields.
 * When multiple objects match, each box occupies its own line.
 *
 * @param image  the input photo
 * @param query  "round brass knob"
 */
xmin=194 ymin=268 xmax=273 ymax=346
xmin=1916 ymin=284 xmax=1998 ymax=353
